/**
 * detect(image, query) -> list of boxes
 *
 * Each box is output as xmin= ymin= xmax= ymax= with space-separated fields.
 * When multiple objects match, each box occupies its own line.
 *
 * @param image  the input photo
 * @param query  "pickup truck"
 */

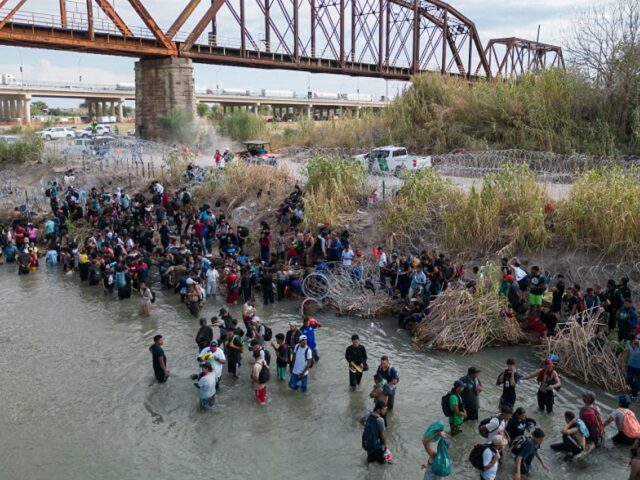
xmin=354 ymin=145 xmax=431 ymax=176
xmin=75 ymin=124 xmax=112 ymax=138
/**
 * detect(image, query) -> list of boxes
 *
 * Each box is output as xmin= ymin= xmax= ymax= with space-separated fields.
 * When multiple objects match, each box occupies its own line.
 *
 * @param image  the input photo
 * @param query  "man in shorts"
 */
xmin=528 ymin=266 xmax=545 ymax=320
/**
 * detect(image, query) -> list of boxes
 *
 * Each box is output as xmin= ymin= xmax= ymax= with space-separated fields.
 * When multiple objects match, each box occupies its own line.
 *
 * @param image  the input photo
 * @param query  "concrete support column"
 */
xmin=101 ymin=101 xmax=107 ymax=117
xmin=24 ymin=95 xmax=31 ymax=124
xmin=307 ymin=105 xmax=312 ymax=119
xmin=9 ymin=98 xmax=17 ymax=119
xmin=0 ymin=99 xmax=5 ymax=120
xmin=110 ymin=101 xmax=115 ymax=116
xmin=135 ymin=57 xmax=196 ymax=140
xmin=117 ymin=99 xmax=125 ymax=122
xmin=356 ymin=106 xmax=361 ymax=118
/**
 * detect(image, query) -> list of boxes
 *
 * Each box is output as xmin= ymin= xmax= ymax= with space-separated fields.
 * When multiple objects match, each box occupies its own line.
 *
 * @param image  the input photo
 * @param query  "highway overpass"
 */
xmin=0 ymin=83 xmax=389 ymax=124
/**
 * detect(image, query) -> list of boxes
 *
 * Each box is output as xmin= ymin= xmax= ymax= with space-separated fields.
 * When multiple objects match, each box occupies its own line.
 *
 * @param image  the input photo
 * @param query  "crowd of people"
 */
xmin=2 ymin=170 xmax=640 ymax=478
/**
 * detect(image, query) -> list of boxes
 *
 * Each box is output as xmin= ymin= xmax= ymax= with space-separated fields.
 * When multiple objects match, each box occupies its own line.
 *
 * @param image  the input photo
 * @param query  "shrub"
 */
xmin=217 ymin=111 xmax=266 ymax=141
xmin=303 ymin=155 xmax=371 ymax=227
xmin=159 ymin=108 xmax=197 ymax=145
xmin=0 ymin=137 xmax=44 ymax=164
xmin=557 ymin=167 xmax=640 ymax=255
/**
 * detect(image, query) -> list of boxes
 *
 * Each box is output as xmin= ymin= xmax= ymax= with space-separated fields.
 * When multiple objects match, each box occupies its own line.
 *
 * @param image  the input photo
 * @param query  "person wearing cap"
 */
xmin=300 ymin=316 xmax=320 ymax=363
xmin=603 ymin=394 xmax=638 ymax=445
xmin=206 ymin=340 xmax=226 ymax=389
xmin=459 ymin=366 xmax=483 ymax=421
xmin=289 ymin=335 xmax=313 ymax=392
xmin=525 ymin=360 xmax=561 ymax=413
xmin=194 ymin=363 xmax=216 ymax=411
xmin=242 ymin=298 xmax=256 ymax=339
xmin=623 ymin=335 xmax=640 ymax=399
xmin=481 ymin=435 xmax=506 ymax=480
xmin=449 ymin=380 xmax=467 ymax=435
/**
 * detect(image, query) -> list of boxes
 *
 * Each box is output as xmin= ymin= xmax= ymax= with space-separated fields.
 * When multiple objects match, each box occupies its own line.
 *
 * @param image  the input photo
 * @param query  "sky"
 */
xmin=0 ymin=0 xmax=597 ymax=107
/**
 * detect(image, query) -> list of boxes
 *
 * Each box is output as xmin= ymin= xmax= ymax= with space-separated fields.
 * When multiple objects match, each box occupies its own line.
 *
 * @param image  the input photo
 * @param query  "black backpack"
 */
xmin=263 ymin=324 xmax=273 ymax=342
xmin=150 ymin=289 xmax=156 ymax=303
xmin=441 ymin=391 xmax=455 ymax=417
xmin=362 ymin=414 xmax=382 ymax=452
xmin=263 ymin=348 xmax=271 ymax=366
xmin=469 ymin=444 xmax=494 ymax=471
xmin=257 ymin=361 xmax=270 ymax=383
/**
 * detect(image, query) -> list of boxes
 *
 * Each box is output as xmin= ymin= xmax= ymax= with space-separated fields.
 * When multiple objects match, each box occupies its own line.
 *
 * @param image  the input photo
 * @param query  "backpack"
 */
xmin=45 ymin=188 xmax=51 ymax=198
xmin=257 ymin=361 xmax=270 ymax=383
xmin=469 ymin=444 xmax=494 ymax=471
xmin=263 ymin=348 xmax=271 ymax=366
xmin=510 ymin=435 xmax=528 ymax=455
xmin=478 ymin=417 xmax=500 ymax=439
xmin=263 ymin=324 xmax=273 ymax=342
xmin=622 ymin=409 xmax=640 ymax=439
xmin=362 ymin=414 xmax=382 ymax=453
xmin=150 ymin=289 xmax=156 ymax=304
xmin=296 ymin=345 xmax=314 ymax=369
xmin=580 ymin=406 xmax=604 ymax=444
xmin=576 ymin=419 xmax=590 ymax=438
xmin=441 ymin=391 xmax=458 ymax=417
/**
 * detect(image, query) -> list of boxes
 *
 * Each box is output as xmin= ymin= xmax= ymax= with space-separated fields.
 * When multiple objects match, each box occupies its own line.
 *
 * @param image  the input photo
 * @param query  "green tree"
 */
xmin=31 ymin=101 xmax=48 ymax=116
xmin=196 ymin=103 xmax=210 ymax=117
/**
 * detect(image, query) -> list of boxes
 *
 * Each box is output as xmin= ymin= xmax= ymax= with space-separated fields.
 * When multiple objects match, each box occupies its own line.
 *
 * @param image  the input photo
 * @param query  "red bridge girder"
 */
xmin=0 ymin=0 xmax=564 ymax=80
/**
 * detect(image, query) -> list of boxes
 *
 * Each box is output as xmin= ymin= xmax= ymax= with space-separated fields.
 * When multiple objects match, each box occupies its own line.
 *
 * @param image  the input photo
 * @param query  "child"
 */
xmin=271 ymin=333 xmax=290 ymax=381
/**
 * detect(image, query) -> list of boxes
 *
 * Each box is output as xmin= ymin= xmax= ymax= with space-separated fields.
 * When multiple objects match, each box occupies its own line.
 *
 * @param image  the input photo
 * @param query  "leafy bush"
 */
xmin=159 ymin=108 xmax=197 ymax=145
xmin=217 ymin=111 xmax=266 ymax=141
xmin=557 ymin=167 xmax=640 ymax=255
xmin=0 ymin=137 xmax=44 ymax=163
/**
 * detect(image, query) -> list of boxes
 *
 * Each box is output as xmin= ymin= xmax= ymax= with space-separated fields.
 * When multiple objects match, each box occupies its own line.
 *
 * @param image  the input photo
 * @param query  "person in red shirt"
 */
xmin=14 ymin=225 xmax=26 ymax=247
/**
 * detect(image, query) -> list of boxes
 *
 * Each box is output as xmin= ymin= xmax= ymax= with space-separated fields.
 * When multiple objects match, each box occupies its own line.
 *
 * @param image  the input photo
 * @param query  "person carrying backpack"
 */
xmin=603 ymin=394 xmax=640 ymax=445
xmin=422 ymin=420 xmax=450 ymax=479
xmin=469 ymin=435 xmax=506 ymax=480
xmin=362 ymin=401 xmax=388 ymax=464
xmin=514 ymin=428 xmax=549 ymax=480
xmin=550 ymin=411 xmax=587 ymax=460
xmin=579 ymin=390 xmax=604 ymax=448
xmin=251 ymin=349 xmax=269 ymax=405
xmin=443 ymin=380 xmax=466 ymax=435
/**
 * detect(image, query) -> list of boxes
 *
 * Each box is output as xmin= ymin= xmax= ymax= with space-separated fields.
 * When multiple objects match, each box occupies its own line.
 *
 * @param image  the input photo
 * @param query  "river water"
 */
xmin=0 ymin=265 xmax=632 ymax=480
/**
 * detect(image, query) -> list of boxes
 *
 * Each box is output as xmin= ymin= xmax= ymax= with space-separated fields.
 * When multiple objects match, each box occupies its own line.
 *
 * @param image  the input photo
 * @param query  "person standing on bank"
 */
xmin=149 ymin=334 xmax=168 ymax=383
xmin=460 ymin=366 xmax=483 ymax=420
xmin=345 ymin=334 xmax=368 ymax=391
xmin=376 ymin=356 xmax=400 ymax=411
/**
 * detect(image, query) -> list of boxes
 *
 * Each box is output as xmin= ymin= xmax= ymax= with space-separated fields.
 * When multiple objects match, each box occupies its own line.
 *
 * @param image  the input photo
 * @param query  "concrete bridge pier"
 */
xmin=0 ymin=94 xmax=31 ymax=123
xmin=135 ymin=57 xmax=196 ymax=140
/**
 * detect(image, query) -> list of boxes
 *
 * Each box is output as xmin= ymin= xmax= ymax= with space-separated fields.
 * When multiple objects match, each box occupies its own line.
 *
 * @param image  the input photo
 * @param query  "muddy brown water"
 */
xmin=0 ymin=265 xmax=632 ymax=480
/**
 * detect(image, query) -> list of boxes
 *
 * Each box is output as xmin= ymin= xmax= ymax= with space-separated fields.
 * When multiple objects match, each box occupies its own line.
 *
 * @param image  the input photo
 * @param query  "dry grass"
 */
xmin=556 ymin=167 xmax=640 ymax=256
xmin=303 ymin=155 xmax=371 ymax=227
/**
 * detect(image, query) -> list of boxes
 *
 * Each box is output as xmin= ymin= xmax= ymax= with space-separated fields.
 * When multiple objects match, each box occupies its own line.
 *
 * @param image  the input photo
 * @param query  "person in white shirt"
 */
xmin=485 ymin=406 xmax=513 ymax=444
xmin=289 ymin=335 xmax=313 ymax=392
xmin=377 ymin=246 xmax=388 ymax=287
xmin=206 ymin=265 xmax=220 ymax=298
xmin=482 ymin=435 xmax=507 ymax=480
xmin=341 ymin=245 xmax=354 ymax=268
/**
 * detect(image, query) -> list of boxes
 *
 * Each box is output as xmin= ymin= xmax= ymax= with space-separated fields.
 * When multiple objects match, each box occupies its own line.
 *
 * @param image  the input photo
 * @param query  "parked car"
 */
xmin=62 ymin=136 xmax=116 ymax=157
xmin=35 ymin=127 xmax=75 ymax=141
xmin=354 ymin=145 xmax=432 ymax=177
xmin=0 ymin=134 xmax=20 ymax=144
xmin=75 ymin=124 xmax=112 ymax=138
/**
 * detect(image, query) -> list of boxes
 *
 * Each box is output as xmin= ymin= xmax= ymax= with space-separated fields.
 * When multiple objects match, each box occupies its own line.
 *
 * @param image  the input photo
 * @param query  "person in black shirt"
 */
xmin=195 ymin=318 xmax=214 ymax=351
xmin=345 ymin=334 xmax=368 ymax=390
xmin=506 ymin=407 xmax=537 ymax=454
xmin=149 ymin=334 xmax=168 ymax=383
xmin=497 ymin=358 xmax=522 ymax=409
xmin=549 ymin=275 xmax=565 ymax=314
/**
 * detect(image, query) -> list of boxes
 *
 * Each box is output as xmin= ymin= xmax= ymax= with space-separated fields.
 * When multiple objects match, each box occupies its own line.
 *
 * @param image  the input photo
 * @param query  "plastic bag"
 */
xmin=431 ymin=438 xmax=452 ymax=477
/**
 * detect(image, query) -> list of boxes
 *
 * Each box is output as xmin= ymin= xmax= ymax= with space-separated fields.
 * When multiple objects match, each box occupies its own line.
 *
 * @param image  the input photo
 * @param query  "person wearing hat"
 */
xmin=194 ymin=363 xmax=216 ymax=412
xmin=481 ymin=435 xmax=507 ymax=480
xmin=524 ymin=359 xmax=561 ymax=413
xmin=459 ymin=366 xmax=483 ymax=421
xmin=206 ymin=340 xmax=226 ymax=389
xmin=449 ymin=380 xmax=467 ymax=435
xmin=603 ymin=394 xmax=639 ymax=445
xmin=289 ymin=335 xmax=313 ymax=392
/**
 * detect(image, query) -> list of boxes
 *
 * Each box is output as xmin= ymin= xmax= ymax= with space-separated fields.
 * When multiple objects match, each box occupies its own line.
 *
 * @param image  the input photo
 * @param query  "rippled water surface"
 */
xmin=0 ymin=266 xmax=632 ymax=480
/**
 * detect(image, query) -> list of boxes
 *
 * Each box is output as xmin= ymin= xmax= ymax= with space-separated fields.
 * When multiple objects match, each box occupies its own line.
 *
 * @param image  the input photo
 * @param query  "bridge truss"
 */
xmin=0 ymin=0 xmax=564 ymax=80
